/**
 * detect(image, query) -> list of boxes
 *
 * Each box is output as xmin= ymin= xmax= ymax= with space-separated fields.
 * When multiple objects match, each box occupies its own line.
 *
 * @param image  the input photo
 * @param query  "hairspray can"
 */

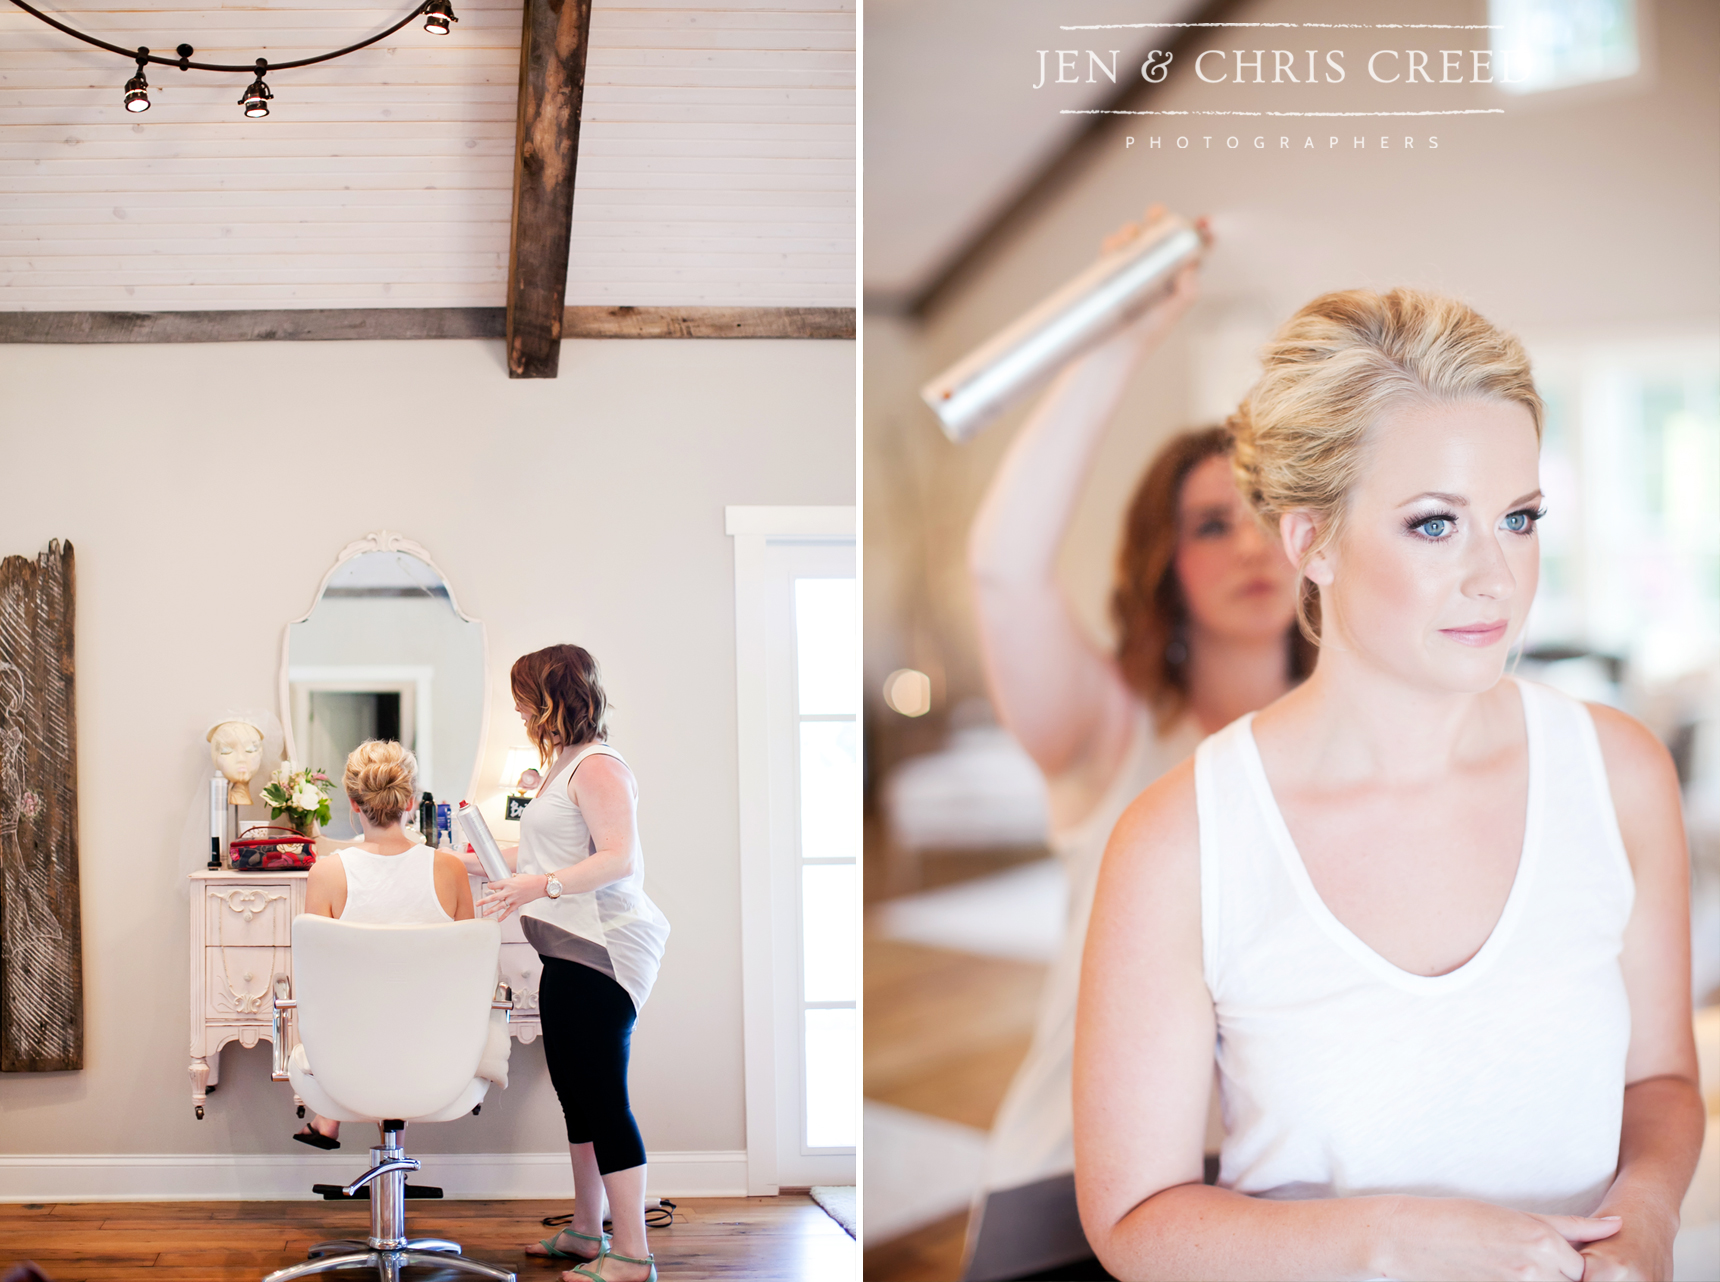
xmin=209 ymin=774 xmax=228 ymax=868
xmin=919 ymin=212 xmax=1206 ymax=443
xmin=455 ymin=801 xmax=512 ymax=884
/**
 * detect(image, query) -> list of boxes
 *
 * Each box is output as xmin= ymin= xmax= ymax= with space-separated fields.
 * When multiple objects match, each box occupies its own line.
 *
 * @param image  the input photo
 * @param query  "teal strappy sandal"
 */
xmin=568 ymin=1249 xmax=656 ymax=1281
xmin=536 ymin=1226 xmax=611 ymax=1263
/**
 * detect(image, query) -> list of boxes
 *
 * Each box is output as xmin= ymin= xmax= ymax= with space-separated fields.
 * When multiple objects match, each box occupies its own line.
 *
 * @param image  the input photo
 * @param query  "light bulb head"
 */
xmin=423 ymin=0 xmax=457 ymax=35
xmin=239 ymin=75 xmax=272 ymax=118
xmin=124 ymin=71 xmax=150 ymax=113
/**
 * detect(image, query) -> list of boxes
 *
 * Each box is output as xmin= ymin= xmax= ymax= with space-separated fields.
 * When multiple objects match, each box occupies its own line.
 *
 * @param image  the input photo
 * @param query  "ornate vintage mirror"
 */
xmin=279 ymin=532 xmax=487 ymax=841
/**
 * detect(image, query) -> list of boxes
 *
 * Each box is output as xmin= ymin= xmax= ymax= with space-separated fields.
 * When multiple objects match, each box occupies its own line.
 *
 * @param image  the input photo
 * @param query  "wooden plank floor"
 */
xmin=0 ymin=1195 xmax=854 ymax=1281
xmin=863 ymin=934 xmax=1046 ymax=1281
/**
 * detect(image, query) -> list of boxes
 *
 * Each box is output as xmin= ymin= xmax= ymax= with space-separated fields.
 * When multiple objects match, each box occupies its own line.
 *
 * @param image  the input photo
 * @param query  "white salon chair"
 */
xmin=263 ymin=915 xmax=516 ymax=1282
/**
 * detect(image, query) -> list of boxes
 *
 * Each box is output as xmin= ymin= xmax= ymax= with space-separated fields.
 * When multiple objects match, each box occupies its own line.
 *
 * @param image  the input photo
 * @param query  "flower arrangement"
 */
xmin=262 ymin=761 xmax=335 ymax=838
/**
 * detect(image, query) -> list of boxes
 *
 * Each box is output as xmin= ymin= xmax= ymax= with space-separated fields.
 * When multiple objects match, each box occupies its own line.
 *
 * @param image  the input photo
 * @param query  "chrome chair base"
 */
xmin=264 ymin=1248 xmax=514 ymax=1281
xmin=308 ymin=1237 xmax=462 ymax=1258
xmin=262 ymin=1125 xmax=514 ymax=1282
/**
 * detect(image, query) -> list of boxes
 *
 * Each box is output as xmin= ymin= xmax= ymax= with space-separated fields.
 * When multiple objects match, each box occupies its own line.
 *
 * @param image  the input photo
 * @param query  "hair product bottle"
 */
xmin=920 ymin=211 xmax=1205 ymax=442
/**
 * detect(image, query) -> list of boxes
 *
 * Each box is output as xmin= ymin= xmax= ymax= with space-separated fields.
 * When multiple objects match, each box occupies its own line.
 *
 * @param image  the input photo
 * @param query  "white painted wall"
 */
xmin=0 ymin=0 xmax=854 ymax=309
xmin=0 ymin=336 xmax=854 ymax=1178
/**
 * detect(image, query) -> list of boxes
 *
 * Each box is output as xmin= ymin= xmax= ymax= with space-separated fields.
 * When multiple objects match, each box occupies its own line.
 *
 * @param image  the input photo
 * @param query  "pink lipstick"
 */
xmin=1439 ymin=621 xmax=1508 ymax=647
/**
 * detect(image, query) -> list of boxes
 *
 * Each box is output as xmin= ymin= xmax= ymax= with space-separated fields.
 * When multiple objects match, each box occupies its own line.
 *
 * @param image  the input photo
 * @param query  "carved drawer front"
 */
xmin=205 ymin=946 xmax=290 ymax=1021
xmin=205 ymin=885 xmax=295 ymax=948
xmin=499 ymin=944 xmax=542 ymax=1018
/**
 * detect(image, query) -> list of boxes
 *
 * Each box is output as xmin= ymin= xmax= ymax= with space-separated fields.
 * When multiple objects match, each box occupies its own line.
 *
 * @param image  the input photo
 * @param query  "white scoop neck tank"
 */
xmin=1194 ymin=678 xmax=1634 ymax=1215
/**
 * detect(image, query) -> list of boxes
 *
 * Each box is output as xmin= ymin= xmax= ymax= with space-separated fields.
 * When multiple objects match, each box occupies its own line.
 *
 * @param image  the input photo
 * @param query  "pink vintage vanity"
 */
xmin=187 ymin=531 xmax=524 ymax=1119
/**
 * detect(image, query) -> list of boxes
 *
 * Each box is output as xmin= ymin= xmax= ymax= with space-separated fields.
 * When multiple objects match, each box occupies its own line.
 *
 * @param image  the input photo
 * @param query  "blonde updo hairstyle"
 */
xmin=1229 ymin=287 xmax=1543 ymax=642
xmin=343 ymin=739 xmax=419 ymax=827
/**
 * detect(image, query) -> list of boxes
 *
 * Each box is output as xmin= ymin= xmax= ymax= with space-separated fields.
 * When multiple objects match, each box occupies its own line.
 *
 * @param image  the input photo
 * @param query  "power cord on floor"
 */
xmin=542 ymin=1200 xmax=676 ymax=1231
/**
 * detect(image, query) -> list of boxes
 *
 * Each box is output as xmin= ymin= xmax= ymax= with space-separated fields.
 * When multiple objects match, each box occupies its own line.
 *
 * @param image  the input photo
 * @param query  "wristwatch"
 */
xmin=545 ymin=875 xmax=563 ymax=900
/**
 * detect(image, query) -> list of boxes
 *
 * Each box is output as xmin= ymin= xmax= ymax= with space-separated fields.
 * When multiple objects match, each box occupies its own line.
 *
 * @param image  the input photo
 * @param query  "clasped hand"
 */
xmin=1381 ymin=1196 xmax=1632 ymax=1281
xmin=475 ymin=874 xmax=546 ymax=922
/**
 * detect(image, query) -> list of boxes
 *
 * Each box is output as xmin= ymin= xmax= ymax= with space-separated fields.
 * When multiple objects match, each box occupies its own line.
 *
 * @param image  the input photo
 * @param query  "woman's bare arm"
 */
xmin=967 ymin=236 xmax=1199 ymax=794
xmin=1578 ymin=706 xmax=1704 ymax=1281
xmin=303 ymin=853 xmax=346 ymax=919
xmin=434 ymin=850 xmax=476 ymax=921
xmin=475 ymin=755 xmax=640 ymax=919
xmin=1076 ymin=764 xmax=1621 ymax=1281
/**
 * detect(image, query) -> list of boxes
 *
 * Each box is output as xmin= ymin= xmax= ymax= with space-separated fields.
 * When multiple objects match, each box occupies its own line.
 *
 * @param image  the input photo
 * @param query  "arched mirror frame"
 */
xmin=277 ymin=530 xmax=490 ymax=807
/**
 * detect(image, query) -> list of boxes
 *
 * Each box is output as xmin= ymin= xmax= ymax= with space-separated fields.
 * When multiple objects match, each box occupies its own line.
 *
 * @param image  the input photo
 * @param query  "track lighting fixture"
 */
xmin=6 ymin=0 xmax=457 ymax=121
xmin=423 ymin=1 xmax=457 ymax=36
xmin=123 ymin=48 xmax=149 ymax=112
xmin=239 ymin=61 xmax=272 ymax=118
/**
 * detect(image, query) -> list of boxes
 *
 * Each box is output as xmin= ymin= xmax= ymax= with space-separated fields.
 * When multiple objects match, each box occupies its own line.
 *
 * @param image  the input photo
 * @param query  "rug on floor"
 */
xmin=810 ymin=1184 xmax=856 ymax=1237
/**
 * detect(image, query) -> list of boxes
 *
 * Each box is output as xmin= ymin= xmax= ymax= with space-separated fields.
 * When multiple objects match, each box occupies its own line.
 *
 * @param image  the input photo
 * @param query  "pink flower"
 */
xmin=19 ymin=791 xmax=41 ymax=818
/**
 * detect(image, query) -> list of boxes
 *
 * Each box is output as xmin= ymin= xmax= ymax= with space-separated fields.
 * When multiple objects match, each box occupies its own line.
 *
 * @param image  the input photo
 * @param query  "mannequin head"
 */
xmin=207 ymin=719 xmax=265 ymax=805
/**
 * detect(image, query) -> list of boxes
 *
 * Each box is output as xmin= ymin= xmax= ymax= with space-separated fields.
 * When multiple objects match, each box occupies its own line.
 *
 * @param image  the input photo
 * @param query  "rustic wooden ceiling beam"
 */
xmin=504 ymin=0 xmax=594 ymax=379
xmin=0 ymin=307 xmax=856 ymax=344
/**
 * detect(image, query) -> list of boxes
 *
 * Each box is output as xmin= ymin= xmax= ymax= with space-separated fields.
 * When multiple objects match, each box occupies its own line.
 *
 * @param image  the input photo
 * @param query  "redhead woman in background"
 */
xmin=1076 ymin=289 xmax=1703 ymax=1280
xmin=477 ymin=644 xmax=669 ymax=1282
xmin=963 ymin=211 xmax=1307 ymax=1277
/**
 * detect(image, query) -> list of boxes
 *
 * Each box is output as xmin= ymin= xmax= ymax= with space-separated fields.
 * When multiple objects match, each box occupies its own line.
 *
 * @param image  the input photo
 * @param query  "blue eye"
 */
xmin=1414 ymin=516 xmax=1451 ymax=539
xmin=1503 ymin=507 xmax=1544 ymax=534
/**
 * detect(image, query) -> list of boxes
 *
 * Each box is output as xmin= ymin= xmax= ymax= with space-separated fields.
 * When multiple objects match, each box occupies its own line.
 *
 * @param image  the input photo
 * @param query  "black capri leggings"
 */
xmin=538 ymin=956 xmax=646 ymax=1174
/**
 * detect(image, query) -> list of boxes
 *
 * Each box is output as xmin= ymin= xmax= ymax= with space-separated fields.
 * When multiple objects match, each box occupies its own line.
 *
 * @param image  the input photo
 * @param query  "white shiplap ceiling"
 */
xmin=0 ymin=0 xmax=854 ymax=310
xmin=863 ymin=0 xmax=1200 ymax=306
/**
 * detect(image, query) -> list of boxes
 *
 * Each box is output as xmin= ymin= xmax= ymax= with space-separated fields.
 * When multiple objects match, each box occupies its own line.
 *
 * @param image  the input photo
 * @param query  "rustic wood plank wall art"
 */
xmin=506 ymin=0 xmax=595 ymax=378
xmin=0 ymin=539 xmax=81 ymax=1073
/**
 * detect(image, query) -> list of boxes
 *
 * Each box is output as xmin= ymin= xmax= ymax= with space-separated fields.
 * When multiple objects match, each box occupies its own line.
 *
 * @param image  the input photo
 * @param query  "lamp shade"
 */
xmin=500 ymin=747 xmax=540 ymax=789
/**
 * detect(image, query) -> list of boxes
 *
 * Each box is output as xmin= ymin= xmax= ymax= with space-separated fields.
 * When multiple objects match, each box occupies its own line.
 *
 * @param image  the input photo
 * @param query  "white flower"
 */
xmin=291 ymin=783 xmax=322 ymax=811
xmin=273 ymin=761 xmax=298 ymax=786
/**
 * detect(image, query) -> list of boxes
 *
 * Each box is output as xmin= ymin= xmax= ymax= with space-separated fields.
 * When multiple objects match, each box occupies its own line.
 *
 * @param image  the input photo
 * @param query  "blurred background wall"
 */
xmin=862 ymin=0 xmax=1719 ymax=1276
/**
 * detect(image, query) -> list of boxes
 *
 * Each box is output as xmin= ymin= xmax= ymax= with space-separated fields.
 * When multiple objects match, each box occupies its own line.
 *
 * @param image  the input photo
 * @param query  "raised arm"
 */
xmin=1577 ymin=705 xmax=1704 ymax=1281
xmin=968 ymin=219 xmax=1199 ymax=802
xmin=1075 ymin=764 xmax=1623 ymax=1281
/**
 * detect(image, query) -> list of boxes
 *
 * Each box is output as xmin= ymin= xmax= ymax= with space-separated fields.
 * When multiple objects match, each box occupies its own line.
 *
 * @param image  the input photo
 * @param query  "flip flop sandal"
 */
xmin=568 ymin=1249 xmax=655 ymax=1281
xmin=536 ymin=1227 xmax=610 ymax=1262
xmin=292 ymin=1127 xmax=340 ymax=1151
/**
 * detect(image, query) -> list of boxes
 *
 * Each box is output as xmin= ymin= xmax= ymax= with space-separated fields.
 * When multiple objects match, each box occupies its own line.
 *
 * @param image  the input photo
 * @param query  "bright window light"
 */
xmin=804 ymin=1007 xmax=857 ymax=1148
xmin=794 ymin=579 xmax=857 ymax=715
xmin=1490 ymin=0 xmax=1639 ymax=94
xmin=802 ymin=864 xmax=857 ymax=1003
xmin=799 ymin=721 xmax=859 ymax=860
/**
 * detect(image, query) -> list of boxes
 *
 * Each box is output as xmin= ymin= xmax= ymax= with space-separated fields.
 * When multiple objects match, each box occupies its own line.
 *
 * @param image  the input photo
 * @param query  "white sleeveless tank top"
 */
xmin=982 ymin=706 xmax=1203 ymax=1192
xmin=517 ymin=744 xmax=670 ymax=1011
xmin=335 ymin=845 xmax=453 ymax=925
xmin=1195 ymin=678 xmax=1632 ymax=1214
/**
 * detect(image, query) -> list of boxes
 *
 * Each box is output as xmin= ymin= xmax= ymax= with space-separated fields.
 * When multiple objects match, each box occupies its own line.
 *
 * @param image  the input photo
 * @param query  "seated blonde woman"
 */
xmin=292 ymin=739 xmax=476 ymax=1149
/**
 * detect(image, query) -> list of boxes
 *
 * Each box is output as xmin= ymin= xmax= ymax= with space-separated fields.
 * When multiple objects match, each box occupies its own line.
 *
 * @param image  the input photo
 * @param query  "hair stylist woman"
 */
xmin=962 ymin=210 xmax=1305 ymax=1272
xmin=478 ymin=644 xmax=670 ymax=1282
xmin=1076 ymin=289 xmax=1703 ymax=1280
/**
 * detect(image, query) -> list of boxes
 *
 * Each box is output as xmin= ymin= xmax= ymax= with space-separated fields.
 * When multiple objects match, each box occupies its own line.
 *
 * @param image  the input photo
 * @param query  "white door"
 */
xmin=729 ymin=507 xmax=857 ymax=1192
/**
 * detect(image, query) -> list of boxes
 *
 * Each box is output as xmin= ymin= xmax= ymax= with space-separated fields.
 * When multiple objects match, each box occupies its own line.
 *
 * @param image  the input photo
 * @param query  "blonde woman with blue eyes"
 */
xmin=1075 ymin=289 xmax=1704 ymax=1281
